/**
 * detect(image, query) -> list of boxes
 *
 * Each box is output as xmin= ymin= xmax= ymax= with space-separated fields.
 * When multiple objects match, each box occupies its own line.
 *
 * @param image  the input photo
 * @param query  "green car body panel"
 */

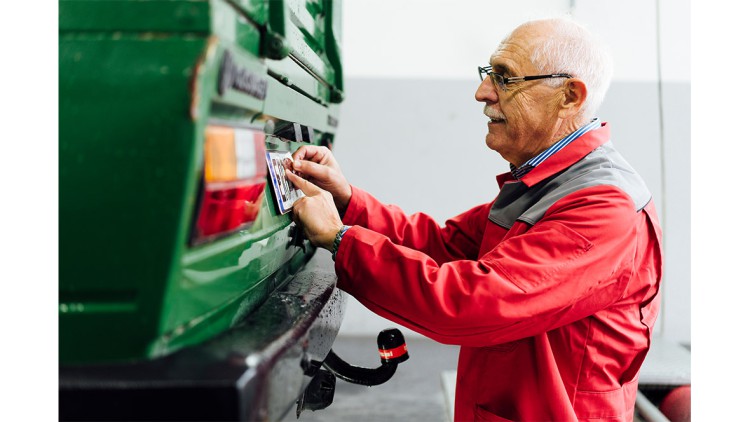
xmin=59 ymin=0 xmax=344 ymax=365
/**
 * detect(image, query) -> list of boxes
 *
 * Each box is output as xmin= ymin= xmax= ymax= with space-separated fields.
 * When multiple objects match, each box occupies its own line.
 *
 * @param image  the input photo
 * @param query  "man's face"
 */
xmin=475 ymin=27 xmax=564 ymax=167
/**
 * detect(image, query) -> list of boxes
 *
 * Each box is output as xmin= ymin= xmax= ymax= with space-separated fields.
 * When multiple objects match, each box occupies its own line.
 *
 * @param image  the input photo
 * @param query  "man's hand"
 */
xmin=286 ymin=169 xmax=343 ymax=251
xmin=291 ymin=146 xmax=352 ymax=214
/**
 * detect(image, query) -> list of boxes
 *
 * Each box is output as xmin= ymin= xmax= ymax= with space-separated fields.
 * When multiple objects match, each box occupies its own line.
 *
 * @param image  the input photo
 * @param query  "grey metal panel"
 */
xmin=659 ymin=82 xmax=691 ymax=345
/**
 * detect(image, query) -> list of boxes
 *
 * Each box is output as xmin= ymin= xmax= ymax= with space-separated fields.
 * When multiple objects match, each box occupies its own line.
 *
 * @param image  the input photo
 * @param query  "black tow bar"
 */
xmin=324 ymin=328 xmax=410 ymax=386
xmin=296 ymin=328 xmax=409 ymax=417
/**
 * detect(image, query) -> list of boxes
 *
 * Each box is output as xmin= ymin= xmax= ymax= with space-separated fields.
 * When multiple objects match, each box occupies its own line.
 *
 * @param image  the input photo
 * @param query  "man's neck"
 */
xmin=514 ymin=118 xmax=586 ymax=166
xmin=552 ymin=116 xmax=588 ymax=144
xmin=509 ymin=117 xmax=600 ymax=179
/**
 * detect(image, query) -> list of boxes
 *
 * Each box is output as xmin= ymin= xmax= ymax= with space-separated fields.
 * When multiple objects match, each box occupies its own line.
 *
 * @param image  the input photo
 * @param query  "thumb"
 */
xmin=286 ymin=169 xmax=321 ymax=195
xmin=293 ymin=159 xmax=331 ymax=181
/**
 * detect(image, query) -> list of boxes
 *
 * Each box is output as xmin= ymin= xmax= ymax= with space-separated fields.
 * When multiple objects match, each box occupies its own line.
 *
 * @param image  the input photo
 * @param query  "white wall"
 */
xmin=333 ymin=1 xmax=691 ymax=346
xmin=342 ymin=0 xmax=571 ymax=80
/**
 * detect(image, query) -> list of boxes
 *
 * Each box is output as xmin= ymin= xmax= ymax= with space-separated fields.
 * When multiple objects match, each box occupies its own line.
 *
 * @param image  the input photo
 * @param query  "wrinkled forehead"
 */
xmin=488 ymin=33 xmax=537 ymax=73
xmin=490 ymin=22 xmax=551 ymax=73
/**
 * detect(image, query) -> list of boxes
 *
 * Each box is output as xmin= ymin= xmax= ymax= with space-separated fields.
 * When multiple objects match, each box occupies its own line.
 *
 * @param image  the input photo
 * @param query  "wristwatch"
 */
xmin=332 ymin=225 xmax=351 ymax=262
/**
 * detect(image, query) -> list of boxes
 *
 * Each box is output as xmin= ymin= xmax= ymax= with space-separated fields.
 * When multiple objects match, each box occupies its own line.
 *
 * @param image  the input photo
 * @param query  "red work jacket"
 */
xmin=334 ymin=124 xmax=663 ymax=421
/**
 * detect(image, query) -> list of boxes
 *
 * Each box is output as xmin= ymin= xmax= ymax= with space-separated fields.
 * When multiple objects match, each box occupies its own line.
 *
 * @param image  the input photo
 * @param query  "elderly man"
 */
xmin=286 ymin=17 xmax=662 ymax=421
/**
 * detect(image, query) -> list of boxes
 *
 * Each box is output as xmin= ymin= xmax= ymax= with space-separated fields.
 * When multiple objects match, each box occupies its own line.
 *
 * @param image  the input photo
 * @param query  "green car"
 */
xmin=58 ymin=0 xmax=388 ymax=420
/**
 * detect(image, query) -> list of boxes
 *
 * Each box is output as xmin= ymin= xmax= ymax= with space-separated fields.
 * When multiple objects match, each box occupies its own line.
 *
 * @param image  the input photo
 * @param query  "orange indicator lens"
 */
xmin=204 ymin=126 xmax=237 ymax=183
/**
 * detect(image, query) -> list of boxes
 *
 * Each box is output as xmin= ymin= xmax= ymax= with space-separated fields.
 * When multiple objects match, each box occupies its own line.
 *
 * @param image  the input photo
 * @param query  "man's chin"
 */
xmin=485 ymin=135 xmax=512 ymax=159
xmin=485 ymin=134 xmax=504 ymax=150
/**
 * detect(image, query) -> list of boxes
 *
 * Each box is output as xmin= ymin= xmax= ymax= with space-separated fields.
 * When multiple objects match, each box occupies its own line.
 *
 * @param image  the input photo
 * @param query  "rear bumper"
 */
xmin=60 ymin=249 xmax=346 ymax=421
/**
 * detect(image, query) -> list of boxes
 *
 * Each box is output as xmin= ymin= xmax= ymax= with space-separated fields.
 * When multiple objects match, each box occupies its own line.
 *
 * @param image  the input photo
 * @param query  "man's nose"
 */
xmin=475 ymin=77 xmax=498 ymax=103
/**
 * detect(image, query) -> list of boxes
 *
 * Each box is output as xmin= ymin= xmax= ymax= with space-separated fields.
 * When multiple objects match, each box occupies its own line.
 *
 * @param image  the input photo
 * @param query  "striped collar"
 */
xmin=509 ymin=118 xmax=602 ymax=180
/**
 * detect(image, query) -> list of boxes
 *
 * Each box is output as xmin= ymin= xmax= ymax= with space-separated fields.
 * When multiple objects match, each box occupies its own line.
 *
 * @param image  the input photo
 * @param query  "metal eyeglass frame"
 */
xmin=478 ymin=66 xmax=572 ymax=92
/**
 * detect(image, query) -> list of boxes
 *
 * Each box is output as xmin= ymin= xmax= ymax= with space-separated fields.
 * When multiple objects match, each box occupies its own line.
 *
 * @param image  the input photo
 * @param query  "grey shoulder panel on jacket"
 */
xmin=489 ymin=142 xmax=652 ymax=229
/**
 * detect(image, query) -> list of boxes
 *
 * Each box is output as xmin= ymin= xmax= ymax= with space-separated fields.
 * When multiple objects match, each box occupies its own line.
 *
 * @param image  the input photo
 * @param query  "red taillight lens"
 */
xmin=192 ymin=125 xmax=267 ymax=244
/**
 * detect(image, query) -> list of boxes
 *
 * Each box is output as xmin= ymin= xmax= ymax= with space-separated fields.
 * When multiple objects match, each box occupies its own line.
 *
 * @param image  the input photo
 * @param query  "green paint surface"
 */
xmin=60 ymin=0 xmax=343 ymax=363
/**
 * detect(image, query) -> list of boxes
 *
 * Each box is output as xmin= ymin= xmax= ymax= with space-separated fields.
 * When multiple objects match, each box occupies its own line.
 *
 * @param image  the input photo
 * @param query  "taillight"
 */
xmin=192 ymin=124 xmax=267 ymax=244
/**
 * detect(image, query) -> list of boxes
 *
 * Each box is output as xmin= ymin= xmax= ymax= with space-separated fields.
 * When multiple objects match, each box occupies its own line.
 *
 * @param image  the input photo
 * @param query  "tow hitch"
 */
xmin=296 ymin=328 xmax=409 ymax=417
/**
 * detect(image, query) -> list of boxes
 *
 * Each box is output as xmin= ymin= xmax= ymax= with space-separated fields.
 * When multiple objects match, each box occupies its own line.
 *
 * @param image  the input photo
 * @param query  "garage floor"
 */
xmin=282 ymin=335 xmax=460 ymax=422
xmin=281 ymin=334 xmax=687 ymax=422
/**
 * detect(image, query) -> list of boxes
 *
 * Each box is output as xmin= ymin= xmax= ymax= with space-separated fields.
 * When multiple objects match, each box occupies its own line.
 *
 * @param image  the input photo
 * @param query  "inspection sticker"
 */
xmin=265 ymin=150 xmax=304 ymax=214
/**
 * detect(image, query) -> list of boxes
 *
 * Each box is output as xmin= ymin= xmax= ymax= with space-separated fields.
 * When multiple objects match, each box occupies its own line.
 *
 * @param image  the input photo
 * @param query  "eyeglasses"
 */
xmin=478 ymin=66 xmax=572 ymax=92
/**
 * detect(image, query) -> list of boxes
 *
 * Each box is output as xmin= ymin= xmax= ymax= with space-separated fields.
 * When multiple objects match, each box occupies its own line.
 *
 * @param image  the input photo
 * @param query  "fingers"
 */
xmin=292 ymin=145 xmax=329 ymax=163
xmin=292 ymin=159 xmax=331 ymax=181
xmin=291 ymin=145 xmax=311 ymax=161
xmin=286 ymin=169 xmax=322 ymax=195
xmin=290 ymin=197 xmax=303 ymax=224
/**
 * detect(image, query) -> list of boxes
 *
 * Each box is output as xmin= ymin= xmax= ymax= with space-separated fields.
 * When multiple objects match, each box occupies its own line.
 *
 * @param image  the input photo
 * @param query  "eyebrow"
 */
xmin=491 ymin=63 xmax=510 ymax=76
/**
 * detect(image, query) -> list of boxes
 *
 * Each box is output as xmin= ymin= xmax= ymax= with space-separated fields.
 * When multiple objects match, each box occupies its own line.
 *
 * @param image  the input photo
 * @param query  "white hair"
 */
xmin=504 ymin=18 xmax=614 ymax=120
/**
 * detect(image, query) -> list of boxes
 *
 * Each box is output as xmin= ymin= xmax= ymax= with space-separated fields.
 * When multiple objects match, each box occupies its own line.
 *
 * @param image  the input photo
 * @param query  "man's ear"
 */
xmin=558 ymin=78 xmax=587 ymax=118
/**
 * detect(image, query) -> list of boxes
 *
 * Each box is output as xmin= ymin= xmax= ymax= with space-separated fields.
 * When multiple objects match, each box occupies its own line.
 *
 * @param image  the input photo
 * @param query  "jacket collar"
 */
xmin=495 ymin=123 xmax=611 ymax=189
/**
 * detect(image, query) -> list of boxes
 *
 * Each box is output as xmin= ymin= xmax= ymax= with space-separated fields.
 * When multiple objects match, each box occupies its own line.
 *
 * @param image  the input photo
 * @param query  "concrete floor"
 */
xmin=280 ymin=334 xmax=686 ymax=422
xmin=282 ymin=335 xmax=460 ymax=422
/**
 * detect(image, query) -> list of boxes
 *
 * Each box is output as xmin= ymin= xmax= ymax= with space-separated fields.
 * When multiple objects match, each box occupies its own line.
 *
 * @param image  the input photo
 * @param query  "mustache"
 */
xmin=483 ymin=105 xmax=505 ymax=120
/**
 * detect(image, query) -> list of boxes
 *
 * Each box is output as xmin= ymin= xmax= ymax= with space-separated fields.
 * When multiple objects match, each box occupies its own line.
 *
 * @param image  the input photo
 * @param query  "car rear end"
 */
xmin=59 ymin=0 xmax=346 ymax=419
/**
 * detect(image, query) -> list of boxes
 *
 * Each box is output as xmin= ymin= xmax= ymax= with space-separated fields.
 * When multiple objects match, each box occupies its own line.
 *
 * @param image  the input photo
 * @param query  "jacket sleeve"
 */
xmin=341 ymin=185 xmax=491 ymax=263
xmin=334 ymin=185 xmax=643 ymax=347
